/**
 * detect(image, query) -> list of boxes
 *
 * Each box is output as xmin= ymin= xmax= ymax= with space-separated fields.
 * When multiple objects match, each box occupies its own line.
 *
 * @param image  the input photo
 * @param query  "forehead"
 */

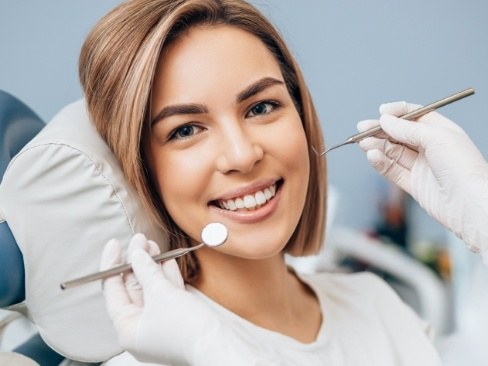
xmin=152 ymin=25 xmax=284 ymax=104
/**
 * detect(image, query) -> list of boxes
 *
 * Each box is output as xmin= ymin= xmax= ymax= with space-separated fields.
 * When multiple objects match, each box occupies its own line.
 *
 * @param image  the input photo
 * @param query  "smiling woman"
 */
xmin=78 ymin=0 xmax=442 ymax=365
xmin=80 ymin=0 xmax=326 ymax=283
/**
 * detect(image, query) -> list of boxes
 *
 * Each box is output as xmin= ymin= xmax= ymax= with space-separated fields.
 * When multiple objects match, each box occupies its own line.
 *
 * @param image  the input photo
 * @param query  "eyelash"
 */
xmin=168 ymin=124 xmax=204 ymax=141
xmin=246 ymin=100 xmax=281 ymax=118
xmin=167 ymin=100 xmax=282 ymax=141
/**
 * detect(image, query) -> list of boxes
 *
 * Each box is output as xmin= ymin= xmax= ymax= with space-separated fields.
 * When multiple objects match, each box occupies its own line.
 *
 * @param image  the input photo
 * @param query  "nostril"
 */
xmin=215 ymin=145 xmax=263 ymax=174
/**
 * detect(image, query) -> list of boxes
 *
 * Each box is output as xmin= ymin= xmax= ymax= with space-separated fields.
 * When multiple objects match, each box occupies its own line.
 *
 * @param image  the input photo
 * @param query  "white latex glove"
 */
xmin=100 ymin=234 xmax=261 ymax=366
xmin=357 ymin=101 xmax=488 ymax=261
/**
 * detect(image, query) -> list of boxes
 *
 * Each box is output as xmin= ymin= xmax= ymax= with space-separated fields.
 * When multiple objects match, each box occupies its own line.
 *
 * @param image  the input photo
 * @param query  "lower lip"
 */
xmin=210 ymin=185 xmax=282 ymax=224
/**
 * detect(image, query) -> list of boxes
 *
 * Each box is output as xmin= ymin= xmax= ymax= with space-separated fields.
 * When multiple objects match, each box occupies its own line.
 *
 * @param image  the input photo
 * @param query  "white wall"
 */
xmin=1 ymin=0 xmax=487 ymax=240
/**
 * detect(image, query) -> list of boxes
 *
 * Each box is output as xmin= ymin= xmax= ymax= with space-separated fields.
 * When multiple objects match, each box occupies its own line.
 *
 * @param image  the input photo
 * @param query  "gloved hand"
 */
xmin=357 ymin=101 xmax=488 ymax=260
xmin=100 ymin=234 xmax=259 ymax=365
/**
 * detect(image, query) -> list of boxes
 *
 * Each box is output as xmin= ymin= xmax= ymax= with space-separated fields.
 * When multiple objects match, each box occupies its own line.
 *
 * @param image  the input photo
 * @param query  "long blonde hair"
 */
xmin=79 ymin=0 xmax=327 ymax=282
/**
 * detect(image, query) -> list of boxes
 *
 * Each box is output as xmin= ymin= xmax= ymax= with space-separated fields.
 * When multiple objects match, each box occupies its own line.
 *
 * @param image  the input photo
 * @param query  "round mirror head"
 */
xmin=201 ymin=222 xmax=228 ymax=247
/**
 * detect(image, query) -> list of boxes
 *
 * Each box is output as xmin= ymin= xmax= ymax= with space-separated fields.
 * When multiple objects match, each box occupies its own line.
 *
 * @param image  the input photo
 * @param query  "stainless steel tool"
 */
xmin=60 ymin=222 xmax=228 ymax=290
xmin=316 ymin=87 xmax=475 ymax=156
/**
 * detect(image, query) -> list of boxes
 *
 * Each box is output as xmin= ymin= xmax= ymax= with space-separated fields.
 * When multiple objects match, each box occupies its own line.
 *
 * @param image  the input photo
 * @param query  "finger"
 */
xmin=366 ymin=149 xmax=412 ymax=194
xmin=356 ymin=119 xmax=391 ymax=140
xmin=358 ymin=136 xmax=382 ymax=152
xmin=101 ymin=239 xmax=134 ymax=320
xmin=127 ymin=233 xmax=150 ymax=254
xmin=130 ymin=248 xmax=176 ymax=297
xmin=379 ymin=101 xmax=422 ymax=116
xmin=359 ymin=137 xmax=418 ymax=171
xmin=414 ymin=111 xmax=466 ymax=133
xmin=358 ymin=136 xmax=403 ymax=154
xmin=381 ymin=101 xmax=465 ymax=133
xmin=124 ymin=234 xmax=152 ymax=304
xmin=147 ymin=240 xmax=162 ymax=256
xmin=125 ymin=237 xmax=163 ymax=306
xmin=379 ymin=114 xmax=434 ymax=148
xmin=161 ymin=259 xmax=185 ymax=289
xmin=357 ymin=119 xmax=379 ymax=132
xmin=100 ymin=238 xmax=123 ymax=270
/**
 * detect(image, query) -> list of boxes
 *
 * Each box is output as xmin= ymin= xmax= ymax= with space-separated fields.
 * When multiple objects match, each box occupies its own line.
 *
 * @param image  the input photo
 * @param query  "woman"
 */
xmin=80 ymin=0 xmax=442 ymax=364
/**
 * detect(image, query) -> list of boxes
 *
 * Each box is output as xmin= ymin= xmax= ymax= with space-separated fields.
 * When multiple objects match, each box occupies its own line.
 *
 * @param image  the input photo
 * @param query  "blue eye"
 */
xmin=247 ymin=101 xmax=279 ymax=117
xmin=169 ymin=124 xmax=203 ymax=140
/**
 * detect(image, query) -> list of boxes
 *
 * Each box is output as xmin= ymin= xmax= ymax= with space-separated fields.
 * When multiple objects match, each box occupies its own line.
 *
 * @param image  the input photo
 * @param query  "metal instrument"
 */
xmin=316 ymin=87 xmax=475 ymax=156
xmin=60 ymin=222 xmax=228 ymax=290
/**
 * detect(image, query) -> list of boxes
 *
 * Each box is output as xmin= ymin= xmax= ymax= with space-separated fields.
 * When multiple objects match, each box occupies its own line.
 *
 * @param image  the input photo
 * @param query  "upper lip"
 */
xmin=209 ymin=178 xmax=280 ymax=203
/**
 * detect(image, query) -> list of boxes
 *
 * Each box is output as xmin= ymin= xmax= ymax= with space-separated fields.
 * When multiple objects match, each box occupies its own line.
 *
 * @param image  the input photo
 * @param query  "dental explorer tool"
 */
xmin=317 ymin=87 xmax=475 ymax=156
xmin=60 ymin=222 xmax=228 ymax=290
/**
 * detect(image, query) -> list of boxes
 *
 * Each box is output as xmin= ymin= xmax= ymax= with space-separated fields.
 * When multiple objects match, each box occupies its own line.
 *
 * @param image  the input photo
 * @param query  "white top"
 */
xmin=105 ymin=271 xmax=441 ymax=366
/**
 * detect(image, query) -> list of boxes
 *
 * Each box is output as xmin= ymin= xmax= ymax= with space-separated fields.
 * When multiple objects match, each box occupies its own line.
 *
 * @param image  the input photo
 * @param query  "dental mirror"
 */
xmin=60 ymin=222 xmax=228 ymax=290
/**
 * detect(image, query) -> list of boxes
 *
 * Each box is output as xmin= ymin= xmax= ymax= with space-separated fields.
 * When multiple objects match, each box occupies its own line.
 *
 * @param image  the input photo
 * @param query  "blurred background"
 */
xmin=1 ymin=1 xmax=488 ymax=364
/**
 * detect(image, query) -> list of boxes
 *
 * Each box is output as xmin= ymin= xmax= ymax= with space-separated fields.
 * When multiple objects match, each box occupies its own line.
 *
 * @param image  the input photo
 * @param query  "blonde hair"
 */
xmin=79 ymin=0 xmax=327 ymax=282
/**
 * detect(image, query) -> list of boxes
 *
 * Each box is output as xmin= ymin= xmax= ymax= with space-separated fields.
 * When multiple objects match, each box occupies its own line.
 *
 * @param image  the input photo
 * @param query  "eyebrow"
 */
xmin=151 ymin=76 xmax=285 ymax=125
xmin=151 ymin=103 xmax=208 ymax=125
xmin=236 ymin=77 xmax=285 ymax=103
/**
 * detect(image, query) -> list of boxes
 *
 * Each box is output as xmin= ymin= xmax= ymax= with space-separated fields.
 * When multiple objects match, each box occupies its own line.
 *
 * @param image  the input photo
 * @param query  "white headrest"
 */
xmin=0 ymin=99 xmax=167 ymax=361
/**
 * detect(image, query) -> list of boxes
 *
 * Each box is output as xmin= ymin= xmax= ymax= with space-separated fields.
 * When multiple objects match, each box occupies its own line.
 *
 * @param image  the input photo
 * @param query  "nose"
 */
xmin=215 ymin=124 xmax=264 ymax=174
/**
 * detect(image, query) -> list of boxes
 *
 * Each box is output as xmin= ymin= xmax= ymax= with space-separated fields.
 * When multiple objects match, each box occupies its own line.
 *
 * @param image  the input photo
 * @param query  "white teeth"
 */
xmin=255 ymin=191 xmax=266 ymax=205
xmin=243 ymin=195 xmax=256 ymax=208
xmin=218 ymin=183 xmax=277 ymax=211
xmin=235 ymin=198 xmax=245 ymax=209
xmin=227 ymin=200 xmax=237 ymax=211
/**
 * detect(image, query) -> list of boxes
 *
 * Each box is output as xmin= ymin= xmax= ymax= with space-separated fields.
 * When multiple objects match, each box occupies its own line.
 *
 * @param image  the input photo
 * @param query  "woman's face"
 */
xmin=147 ymin=25 xmax=309 ymax=259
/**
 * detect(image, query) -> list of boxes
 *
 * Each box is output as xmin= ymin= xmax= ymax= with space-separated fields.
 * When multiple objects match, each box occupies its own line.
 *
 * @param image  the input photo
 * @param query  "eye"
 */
xmin=169 ymin=124 xmax=204 ymax=141
xmin=246 ymin=101 xmax=279 ymax=118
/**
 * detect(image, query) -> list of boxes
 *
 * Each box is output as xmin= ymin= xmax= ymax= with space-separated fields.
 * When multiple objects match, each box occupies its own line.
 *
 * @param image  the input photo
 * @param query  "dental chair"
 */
xmin=0 ymin=91 xmax=167 ymax=365
xmin=0 ymin=90 xmax=66 ymax=365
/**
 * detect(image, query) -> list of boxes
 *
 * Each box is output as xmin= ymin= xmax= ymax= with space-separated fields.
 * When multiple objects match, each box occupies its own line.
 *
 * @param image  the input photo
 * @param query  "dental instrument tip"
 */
xmin=201 ymin=222 xmax=228 ymax=247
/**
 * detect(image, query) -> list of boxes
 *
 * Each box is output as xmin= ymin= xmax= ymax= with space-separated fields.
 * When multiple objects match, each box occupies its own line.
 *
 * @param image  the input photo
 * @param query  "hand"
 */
xmin=357 ymin=101 xmax=488 ymax=258
xmin=100 ymin=234 xmax=259 ymax=365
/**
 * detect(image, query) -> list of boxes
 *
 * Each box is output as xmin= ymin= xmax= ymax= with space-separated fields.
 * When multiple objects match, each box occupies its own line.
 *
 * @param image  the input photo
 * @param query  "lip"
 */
xmin=209 ymin=180 xmax=283 ymax=224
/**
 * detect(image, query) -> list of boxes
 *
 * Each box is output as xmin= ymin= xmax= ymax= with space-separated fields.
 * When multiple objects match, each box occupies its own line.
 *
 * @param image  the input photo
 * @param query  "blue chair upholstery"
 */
xmin=0 ymin=90 xmax=44 ymax=306
xmin=0 ymin=90 xmax=65 ymax=365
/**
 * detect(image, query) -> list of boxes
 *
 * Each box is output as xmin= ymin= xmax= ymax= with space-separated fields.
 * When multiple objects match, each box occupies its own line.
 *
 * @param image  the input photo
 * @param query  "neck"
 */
xmin=193 ymin=249 xmax=321 ymax=343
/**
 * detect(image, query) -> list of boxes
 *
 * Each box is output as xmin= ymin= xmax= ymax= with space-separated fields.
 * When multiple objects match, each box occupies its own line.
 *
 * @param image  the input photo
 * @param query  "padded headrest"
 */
xmin=0 ymin=99 xmax=167 ymax=362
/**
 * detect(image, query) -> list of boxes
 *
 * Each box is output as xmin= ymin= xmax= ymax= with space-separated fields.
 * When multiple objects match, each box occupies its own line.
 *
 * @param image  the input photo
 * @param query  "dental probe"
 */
xmin=60 ymin=222 xmax=228 ymax=290
xmin=317 ymin=87 xmax=475 ymax=156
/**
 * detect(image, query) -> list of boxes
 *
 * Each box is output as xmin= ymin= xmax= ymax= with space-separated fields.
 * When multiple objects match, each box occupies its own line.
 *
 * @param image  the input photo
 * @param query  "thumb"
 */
xmin=129 ymin=249 xmax=176 ymax=296
xmin=379 ymin=114 xmax=435 ymax=149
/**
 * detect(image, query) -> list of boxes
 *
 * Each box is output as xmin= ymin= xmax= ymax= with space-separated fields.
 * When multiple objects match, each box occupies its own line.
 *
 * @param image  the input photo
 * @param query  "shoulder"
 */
xmin=302 ymin=270 xmax=396 ymax=298
xmin=302 ymin=271 xmax=434 ymax=337
xmin=301 ymin=271 xmax=415 ymax=317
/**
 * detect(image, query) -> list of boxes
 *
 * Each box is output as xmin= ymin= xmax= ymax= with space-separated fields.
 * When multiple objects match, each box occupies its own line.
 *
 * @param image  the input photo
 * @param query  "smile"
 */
xmin=215 ymin=182 xmax=278 ymax=212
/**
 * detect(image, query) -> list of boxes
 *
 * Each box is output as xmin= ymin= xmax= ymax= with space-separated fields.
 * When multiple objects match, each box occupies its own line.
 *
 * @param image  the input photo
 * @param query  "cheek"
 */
xmin=272 ymin=117 xmax=310 ymax=173
xmin=158 ymin=161 xmax=186 ymax=206
xmin=275 ymin=118 xmax=310 ymax=214
xmin=150 ymin=148 xmax=210 ymax=219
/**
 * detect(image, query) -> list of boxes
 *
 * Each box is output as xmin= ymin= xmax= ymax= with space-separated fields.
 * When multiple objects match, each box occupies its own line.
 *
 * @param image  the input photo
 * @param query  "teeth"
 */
xmin=255 ymin=191 xmax=266 ymax=205
xmin=243 ymin=195 xmax=256 ymax=208
xmin=227 ymin=200 xmax=236 ymax=210
xmin=218 ymin=183 xmax=277 ymax=211
xmin=235 ymin=198 xmax=245 ymax=209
